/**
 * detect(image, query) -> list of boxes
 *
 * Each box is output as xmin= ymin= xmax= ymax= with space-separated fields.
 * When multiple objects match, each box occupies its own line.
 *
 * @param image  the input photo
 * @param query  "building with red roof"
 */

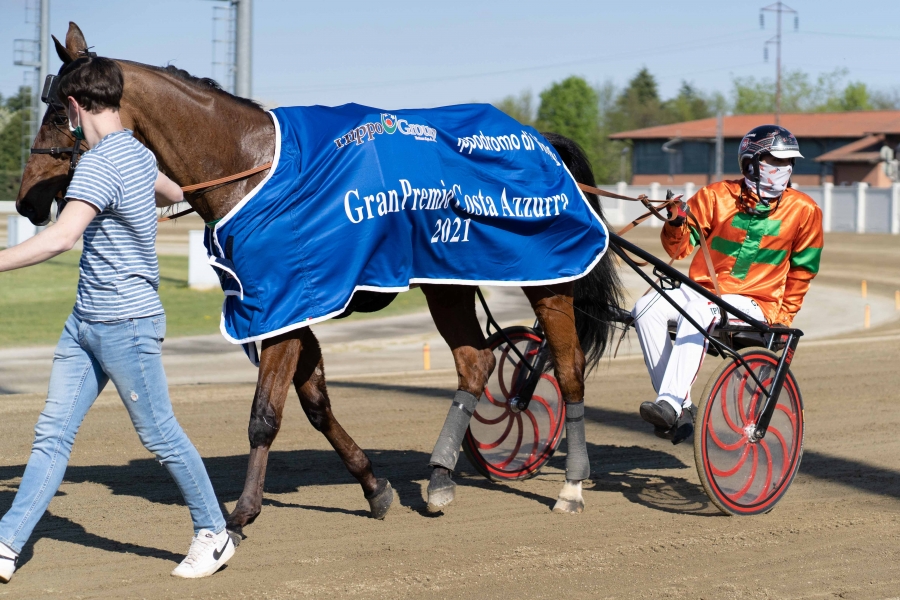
xmin=610 ymin=111 xmax=900 ymax=187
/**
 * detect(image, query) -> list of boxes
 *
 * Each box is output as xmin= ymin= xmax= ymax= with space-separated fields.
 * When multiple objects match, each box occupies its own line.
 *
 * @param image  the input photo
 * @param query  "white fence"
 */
xmin=595 ymin=182 xmax=900 ymax=234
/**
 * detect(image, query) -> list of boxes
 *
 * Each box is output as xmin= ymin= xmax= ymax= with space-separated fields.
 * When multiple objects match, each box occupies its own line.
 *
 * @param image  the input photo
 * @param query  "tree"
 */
xmin=606 ymin=67 xmax=666 ymax=132
xmin=535 ymin=76 xmax=604 ymax=175
xmin=663 ymin=82 xmax=723 ymax=123
xmin=494 ymin=90 xmax=535 ymax=127
xmin=732 ymin=68 xmax=885 ymax=114
xmin=0 ymin=87 xmax=32 ymax=199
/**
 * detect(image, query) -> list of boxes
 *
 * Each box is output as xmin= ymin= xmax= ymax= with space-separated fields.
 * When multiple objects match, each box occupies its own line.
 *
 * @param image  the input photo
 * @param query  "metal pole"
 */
xmin=39 ymin=0 xmax=49 ymax=86
xmin=714 ymin=111 xmax=724 ymax=181
xmin=235 ymin=0 xmax=252 ymax=98
xmin=775 ymin=2 xmax=782 ymax=125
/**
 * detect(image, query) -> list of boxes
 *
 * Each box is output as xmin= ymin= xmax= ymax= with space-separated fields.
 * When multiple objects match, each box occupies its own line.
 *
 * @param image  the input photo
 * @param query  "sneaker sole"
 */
xmin=171 ymin=540 xmax=235 ymax=579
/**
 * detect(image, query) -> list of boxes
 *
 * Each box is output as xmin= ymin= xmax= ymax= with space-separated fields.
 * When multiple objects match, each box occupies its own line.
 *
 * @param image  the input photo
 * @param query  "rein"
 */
xmin=576 ymin=181 xmax=721 ymax=297
xmin=157 ymin=162 xmax=273 ymax=224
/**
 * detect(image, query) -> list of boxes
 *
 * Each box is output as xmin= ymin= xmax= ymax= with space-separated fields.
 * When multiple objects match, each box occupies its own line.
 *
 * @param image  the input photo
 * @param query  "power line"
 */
xmin=255 ymin=30 xmax=763 ymax=95
xmin=799 ymin=30 xmax=900 ymax=42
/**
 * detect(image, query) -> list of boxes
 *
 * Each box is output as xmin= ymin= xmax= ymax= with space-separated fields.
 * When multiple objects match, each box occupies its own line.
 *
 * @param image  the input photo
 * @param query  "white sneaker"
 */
xmin=0 ymin=543 xmax=17 ymax=583
xmin=171 ymin=529 xmax=235 ymax=579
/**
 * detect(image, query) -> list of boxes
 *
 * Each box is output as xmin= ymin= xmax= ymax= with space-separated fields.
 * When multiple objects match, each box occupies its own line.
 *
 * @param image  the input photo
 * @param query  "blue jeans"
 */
xmin=0 ymin=314 xmax=225 ymax=554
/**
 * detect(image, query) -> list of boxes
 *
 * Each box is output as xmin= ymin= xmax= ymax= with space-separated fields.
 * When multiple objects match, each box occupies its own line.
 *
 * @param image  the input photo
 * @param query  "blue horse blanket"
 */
xmin=205 ymin=104 xmax=608 ymax=356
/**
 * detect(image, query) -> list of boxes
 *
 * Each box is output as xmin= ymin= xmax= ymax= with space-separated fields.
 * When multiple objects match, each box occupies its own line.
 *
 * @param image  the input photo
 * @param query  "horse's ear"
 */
xmin=53 ymin=35 xmax=73 ymax=64
xmin=65 ymin=22 xmax=88 ymax=57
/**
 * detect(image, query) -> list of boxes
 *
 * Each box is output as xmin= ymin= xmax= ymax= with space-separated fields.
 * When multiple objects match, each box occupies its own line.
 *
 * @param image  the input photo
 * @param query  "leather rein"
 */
xmin=157 ymin=162 xmax=273 ymax=223
xmin=576 ymin=182 xmax=721 ymax=298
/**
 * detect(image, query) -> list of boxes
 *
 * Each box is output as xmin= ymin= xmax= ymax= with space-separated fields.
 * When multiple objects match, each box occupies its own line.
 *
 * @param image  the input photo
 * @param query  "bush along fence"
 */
xmin=597 ymin=182 xmax=900 ymax=234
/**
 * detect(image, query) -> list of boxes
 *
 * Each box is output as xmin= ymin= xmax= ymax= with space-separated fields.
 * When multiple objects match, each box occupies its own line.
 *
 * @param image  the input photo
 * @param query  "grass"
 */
xmin=0 ymin=251 xmax=429 ymax=347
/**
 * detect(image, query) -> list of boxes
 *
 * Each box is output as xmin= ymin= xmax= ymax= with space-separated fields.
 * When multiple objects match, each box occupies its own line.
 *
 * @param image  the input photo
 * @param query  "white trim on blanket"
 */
xmin=212 ymin=110 xmax=283 ymax=258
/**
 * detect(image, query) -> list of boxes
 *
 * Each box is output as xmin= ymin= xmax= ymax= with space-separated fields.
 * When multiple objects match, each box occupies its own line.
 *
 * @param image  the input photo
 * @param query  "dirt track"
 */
xmin=0 ymin=233 xmax=898 ymax=599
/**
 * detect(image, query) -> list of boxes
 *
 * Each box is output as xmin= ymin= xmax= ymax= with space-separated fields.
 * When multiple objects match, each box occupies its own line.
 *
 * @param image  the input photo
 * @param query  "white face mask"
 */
xmin=746 ymin=162 xmax=792 ymax=199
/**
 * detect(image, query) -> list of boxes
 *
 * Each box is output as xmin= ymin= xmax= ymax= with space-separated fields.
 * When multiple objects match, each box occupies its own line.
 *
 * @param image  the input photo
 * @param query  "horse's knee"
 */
xmin=248 ymin=404 xmax=280 ymax=448
xmin=301 ymin=401 xmax=329 ymax=432
xmin=456 ymin=346 xmax=495 ymax=396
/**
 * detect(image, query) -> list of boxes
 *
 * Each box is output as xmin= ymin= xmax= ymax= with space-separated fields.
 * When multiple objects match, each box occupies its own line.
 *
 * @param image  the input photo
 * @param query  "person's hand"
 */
xmin=665 ymin=195 xmax=686 ymax=227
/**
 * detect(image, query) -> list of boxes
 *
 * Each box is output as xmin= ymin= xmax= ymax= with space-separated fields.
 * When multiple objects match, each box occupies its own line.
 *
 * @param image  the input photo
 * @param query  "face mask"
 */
xmin=67 ymin=105 xmax=85 ymax=141
xmin=745 ymin=162 xmax=792 ymax=199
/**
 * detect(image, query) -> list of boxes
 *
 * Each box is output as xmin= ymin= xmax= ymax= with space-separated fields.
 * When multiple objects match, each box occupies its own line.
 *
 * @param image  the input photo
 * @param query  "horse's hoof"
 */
xmin=226 ymin=529 xmax=243 ymax=548
xmin=552 ymin=497 xmax=585 ymax=514
xmin=366 ymin=478 xmax=395 ymax=520
xmin=426 ymin=467 xmax=456 ymax=513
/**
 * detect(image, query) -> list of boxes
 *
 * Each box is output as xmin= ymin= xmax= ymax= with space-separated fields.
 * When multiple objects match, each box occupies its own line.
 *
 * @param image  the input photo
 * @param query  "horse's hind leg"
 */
xmin=422 ymin=284 xmax=495 ymax=513
xmin=523 ymin=284 xmax=589 ymax=514
xmin=227 ymin=333 xmax=300 ymax=535
xmin=291 ymin=328 xmax=394 ymax=519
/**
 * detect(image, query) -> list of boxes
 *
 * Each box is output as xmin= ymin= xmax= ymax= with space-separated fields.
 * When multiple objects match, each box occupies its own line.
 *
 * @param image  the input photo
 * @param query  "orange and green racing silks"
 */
xmin=660 ymin=179 xmax=823 ymax=326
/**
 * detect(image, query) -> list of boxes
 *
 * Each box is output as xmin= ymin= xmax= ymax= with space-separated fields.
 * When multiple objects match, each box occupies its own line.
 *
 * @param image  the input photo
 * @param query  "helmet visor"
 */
xmin=768 ymin=149 xmax=804 ymax=159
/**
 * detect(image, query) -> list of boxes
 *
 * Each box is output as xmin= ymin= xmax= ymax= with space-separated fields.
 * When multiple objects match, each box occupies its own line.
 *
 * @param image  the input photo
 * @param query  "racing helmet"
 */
xmin=738 ymin=124 xmax=804 ymax=180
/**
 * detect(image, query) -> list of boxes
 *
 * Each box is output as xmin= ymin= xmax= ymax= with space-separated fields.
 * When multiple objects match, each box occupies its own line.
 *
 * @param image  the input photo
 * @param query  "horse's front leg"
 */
xmin=227 ymin=334 xmax=300 ymax=535
xmin=524 ymin=284 xmax=589 ymax=514
xmin=422 ymin=284 xmax=495 ymax=513
xmin=291 ymin=329 xmax=394 ymax=519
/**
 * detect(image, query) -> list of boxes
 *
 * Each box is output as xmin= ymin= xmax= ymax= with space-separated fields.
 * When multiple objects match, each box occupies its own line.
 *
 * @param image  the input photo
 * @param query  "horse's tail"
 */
xmin=543 ymin=132 xmax=625 ymax=371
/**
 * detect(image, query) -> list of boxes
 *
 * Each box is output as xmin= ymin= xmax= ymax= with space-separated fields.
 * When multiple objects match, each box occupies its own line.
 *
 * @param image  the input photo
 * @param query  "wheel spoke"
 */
xmin=474 ymin=413 xmax=515 ymax=450
xmin=775 ymin=403 xmax=798 ymax=432
xmin=523 ymin=408 xmax=541 ymax=463
xmin=708 ymin=416 xmax=746 ymax=451
xmin=768 ymin=426 xmax=791 ymax=476
xmin=473 ymin=406 xmax=510 ymax=425
xmin=727 ymin=445 xmax=758 ymax=501
xmin=710 ymin=442 xmax=751 ymax=476
xmin=721 ymin=373 xmax=745 ymax=434
xmin=497 ymin=413 xmax=524 ymax=469
xmin=759 ymin=439 xmax=774 ymax=498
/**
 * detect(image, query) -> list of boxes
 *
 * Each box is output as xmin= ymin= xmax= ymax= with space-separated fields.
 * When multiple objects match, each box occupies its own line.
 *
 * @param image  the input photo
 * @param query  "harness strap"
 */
xmin=686 ymin=208 xmax=722 ymax=298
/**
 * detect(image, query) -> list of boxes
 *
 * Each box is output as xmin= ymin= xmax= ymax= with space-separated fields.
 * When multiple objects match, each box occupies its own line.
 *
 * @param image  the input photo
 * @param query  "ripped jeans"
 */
xmin=0 ymin=313 xmax=225 ymax=554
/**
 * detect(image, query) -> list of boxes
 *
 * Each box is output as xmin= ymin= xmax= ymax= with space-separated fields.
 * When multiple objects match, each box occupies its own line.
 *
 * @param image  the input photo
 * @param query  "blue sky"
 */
xmin=1 ymin=0 xmax=899 ymax=110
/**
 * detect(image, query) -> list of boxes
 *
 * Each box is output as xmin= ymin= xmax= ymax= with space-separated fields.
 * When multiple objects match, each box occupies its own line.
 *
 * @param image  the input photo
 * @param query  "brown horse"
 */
xmin=18 ymin=23 xmax=622 ymax=534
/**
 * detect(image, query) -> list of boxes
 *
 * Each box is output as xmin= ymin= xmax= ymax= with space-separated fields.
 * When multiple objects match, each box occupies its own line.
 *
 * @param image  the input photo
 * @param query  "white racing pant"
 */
xmin=632 ymin=286 xmax=765 ymax=415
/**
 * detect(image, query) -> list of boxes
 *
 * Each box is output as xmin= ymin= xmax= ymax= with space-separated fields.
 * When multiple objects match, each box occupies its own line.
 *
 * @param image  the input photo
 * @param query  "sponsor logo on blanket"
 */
xmin=381 ymin=113 xmax=398 ymax=134
xmin=333 ymin=117 xmax=436 ymax=149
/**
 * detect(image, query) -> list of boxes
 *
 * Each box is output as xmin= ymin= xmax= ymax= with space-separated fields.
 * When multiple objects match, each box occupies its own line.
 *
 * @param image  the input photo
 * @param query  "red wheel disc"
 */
xmin=463 ymin=328 xmax=565 ymax=481
xmin=695 ymin=348 xmax=804 ymax=516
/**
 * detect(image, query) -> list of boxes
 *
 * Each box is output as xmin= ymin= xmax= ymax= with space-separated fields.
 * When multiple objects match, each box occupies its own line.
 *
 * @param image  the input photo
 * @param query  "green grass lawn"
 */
xmin=0 ymin=252 xmax=428 ymax=347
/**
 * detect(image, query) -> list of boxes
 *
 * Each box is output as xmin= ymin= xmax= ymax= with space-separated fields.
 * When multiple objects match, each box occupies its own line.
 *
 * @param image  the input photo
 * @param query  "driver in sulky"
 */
xmin=631 ymin=125 xmax=824 ymax=444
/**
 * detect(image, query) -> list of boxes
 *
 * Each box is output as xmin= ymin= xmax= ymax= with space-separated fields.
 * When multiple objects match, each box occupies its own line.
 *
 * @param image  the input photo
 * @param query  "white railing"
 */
xmin=595 ymin=182 xmax=900 ymax=234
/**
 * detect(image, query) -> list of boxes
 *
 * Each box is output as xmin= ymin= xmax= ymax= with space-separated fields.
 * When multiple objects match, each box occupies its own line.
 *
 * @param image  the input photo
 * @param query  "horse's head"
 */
xmin=17 ymin=22 xmax=95 ymax=225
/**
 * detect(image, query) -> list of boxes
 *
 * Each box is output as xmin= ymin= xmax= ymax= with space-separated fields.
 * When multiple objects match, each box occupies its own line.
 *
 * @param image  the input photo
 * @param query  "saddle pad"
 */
xmin=205 ymin=104 xmax=609 ymax=356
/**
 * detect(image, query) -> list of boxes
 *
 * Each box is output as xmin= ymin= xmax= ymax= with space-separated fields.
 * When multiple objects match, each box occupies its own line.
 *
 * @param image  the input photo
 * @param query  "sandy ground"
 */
xmin=0 ymin=231 xmax=897 ymax=598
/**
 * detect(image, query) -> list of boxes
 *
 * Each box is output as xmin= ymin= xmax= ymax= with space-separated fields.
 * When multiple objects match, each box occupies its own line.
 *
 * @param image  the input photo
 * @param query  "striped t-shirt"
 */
xmin=65 ymin=130 xmax=164 ymax=321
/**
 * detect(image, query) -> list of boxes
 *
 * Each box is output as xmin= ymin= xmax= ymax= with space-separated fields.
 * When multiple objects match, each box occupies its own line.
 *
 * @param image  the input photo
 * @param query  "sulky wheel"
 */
xmin=694 ymin=347 xmax=804 ymax=516
xmin=462 ymin=326 xmax=565 ymax=481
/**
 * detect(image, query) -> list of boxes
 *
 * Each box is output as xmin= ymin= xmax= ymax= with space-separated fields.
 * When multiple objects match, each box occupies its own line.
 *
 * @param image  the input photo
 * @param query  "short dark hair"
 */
xmin=57 ymin=57 xmax=123 ymax=112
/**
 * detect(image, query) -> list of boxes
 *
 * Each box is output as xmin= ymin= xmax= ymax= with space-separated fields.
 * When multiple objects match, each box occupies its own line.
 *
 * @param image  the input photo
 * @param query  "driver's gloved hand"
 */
xmin=665 ymin=198 xmax=687 ymax=227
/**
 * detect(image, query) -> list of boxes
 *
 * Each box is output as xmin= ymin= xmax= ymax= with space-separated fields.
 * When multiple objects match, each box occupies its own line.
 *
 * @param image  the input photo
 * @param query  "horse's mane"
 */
xmin=126 ymin=61 xmax=264 ymax=111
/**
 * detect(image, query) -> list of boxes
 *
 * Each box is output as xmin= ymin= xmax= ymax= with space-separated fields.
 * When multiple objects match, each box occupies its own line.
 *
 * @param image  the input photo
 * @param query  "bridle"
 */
xmin=28 ymin=66 xmax=271 ymax=225
xmin=30 ymin=71 xmax=87 ymax=180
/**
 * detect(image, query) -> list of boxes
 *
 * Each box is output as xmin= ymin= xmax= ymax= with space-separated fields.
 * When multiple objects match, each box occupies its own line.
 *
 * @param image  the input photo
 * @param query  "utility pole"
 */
xmin=211 ymin=0 xmax=236 ymax=93
xmin=235 ymin=0 xmax=252 ymax=99
xmin=39 ymin=0 xmax=49 ymax=90
xmin=760 ymin=2 xmax=798 ymax=126
xmin=13 ymin=0 xmax=47 ymax=168
xmin=714 ymin=111 xmax=724 ymax=181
